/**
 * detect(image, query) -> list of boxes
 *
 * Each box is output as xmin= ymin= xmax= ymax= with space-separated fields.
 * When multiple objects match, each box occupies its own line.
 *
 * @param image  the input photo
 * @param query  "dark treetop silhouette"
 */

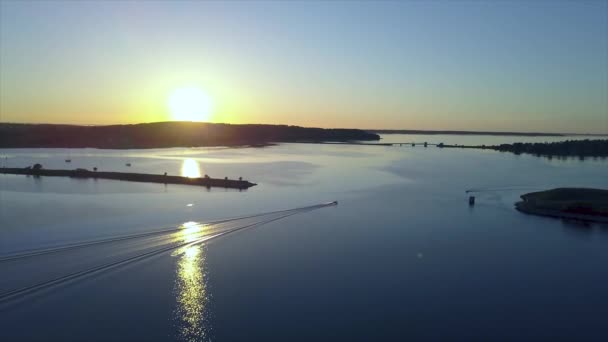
xmin=0 ymin=122 xmax=380 ymax=149
xmin=490 ymin=139 xmax=608 ymax=158
xmin=516 ymin=188 xmax=608 ymax=223
xmin=434 ymin=139 xmax=608 ymax=158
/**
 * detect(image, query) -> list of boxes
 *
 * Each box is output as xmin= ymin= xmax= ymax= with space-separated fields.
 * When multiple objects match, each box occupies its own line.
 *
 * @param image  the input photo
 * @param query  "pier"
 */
xmin=301 ymin=141 xmax=438 ymax=147
xmin=300 ymin=141 xmax=479 ymax=148
xmin=0 ymin=167 xmax=257 ymax=190
xmin=303 ymin=140 xmax=608 ymax=159
xmin=301 ymin=141 xmax=492 ymax=149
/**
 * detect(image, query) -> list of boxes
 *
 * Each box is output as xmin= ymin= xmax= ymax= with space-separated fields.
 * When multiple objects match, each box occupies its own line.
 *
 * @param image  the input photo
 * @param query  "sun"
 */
xmin=168 ymin=87 xmax=213 ymax=122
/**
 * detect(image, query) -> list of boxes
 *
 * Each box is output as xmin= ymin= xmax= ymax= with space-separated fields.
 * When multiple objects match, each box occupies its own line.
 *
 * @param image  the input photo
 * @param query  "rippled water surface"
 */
xmin=1 ymin=135 xmax=607 ymax=341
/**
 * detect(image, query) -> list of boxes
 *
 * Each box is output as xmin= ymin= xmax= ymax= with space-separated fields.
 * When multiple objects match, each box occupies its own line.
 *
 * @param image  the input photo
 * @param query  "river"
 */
xmin=1 ymin=134 xmax=607 ymax=341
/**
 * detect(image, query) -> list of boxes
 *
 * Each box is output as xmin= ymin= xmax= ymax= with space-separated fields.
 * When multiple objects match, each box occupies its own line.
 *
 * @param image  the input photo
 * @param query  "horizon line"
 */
xmin=1 ymin=120 xmax=607 ymax=137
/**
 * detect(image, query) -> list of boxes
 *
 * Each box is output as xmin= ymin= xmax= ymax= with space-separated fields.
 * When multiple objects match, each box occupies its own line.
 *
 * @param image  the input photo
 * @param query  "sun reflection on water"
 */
xmin=178 ymin=221 xmax=203 ymax=243
xmin=181 ymin=158 xmax=202 ymax=178
xmin=172 ymin=221 xmax=211 ymax=341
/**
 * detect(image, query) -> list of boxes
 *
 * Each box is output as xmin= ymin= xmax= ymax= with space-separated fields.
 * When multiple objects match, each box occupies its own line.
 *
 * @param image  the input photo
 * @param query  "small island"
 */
xmin=0 ymin=166 xmax=257 ymax=190
xmin=515 ymin=188 xmax=608 ymax=223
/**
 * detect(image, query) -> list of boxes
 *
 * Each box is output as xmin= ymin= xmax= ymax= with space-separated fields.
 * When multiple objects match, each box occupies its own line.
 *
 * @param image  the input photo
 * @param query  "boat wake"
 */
xmin=0 ymin=202 xmax=337 ymax=305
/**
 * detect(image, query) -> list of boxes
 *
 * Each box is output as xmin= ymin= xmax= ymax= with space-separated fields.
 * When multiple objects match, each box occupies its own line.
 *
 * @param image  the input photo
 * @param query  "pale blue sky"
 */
xmin=1 ymin=0 xmax=606 ymax=133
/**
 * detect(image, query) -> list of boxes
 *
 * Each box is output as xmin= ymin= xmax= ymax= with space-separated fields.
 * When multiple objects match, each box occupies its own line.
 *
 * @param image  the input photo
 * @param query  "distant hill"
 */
xmin=0 ymin=122 xmax=380 ymax=149
xmin=371 ymin=129 xmax=567 ymax=136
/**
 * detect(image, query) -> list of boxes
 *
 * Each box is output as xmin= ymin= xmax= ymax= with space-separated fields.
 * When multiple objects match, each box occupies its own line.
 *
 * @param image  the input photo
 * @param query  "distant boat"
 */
xmin=123 ymin=152 xmax=131 ymax=167
xmin=65 ymin=159 xmax=71 ymax=163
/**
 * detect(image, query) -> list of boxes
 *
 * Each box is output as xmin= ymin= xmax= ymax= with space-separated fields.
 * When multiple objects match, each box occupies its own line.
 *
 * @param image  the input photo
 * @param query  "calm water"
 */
xmin=1 ymin=134 xmax=607 ymax=341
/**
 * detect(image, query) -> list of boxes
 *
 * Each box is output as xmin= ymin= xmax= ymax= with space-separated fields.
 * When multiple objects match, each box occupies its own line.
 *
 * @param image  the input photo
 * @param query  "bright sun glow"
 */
xmin=168 ymin=87 xmax=213 ymax=122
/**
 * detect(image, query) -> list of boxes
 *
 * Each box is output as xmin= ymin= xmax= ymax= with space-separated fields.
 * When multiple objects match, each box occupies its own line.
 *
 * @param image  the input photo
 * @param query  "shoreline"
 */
xmin=0 ymin=122 xmax=380 ymax=149
xmin=371 ymin=130 xmax=608 ymax=137
xmin=292 ymin=140 xmax=608 ymax=158
xmin=0 ymin=142 xmax=277 ymax=151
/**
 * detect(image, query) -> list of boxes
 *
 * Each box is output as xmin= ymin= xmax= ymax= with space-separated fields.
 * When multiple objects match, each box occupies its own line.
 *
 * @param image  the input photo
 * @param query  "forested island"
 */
xmin=490 ymin=139 xmax=608 ymax=158
xmin=0 ymin=122 xmax=380 ymax=149
xmin=516 ymin=188 xmax=608 ymax=223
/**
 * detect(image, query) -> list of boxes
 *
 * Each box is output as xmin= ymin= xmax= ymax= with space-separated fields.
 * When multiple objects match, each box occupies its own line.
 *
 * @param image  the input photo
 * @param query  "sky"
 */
xmin=1 ymin=0 xmax=607 ymax=133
